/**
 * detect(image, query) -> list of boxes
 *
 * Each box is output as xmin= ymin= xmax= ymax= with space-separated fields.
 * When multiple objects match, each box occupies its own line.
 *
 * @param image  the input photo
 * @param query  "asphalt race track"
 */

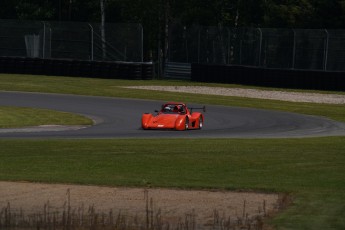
xmin=1 ymin=91 xmax=345 ymax=139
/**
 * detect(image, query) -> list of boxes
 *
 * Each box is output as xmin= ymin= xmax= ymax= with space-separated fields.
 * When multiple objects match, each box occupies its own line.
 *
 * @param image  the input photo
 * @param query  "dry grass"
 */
xmin=0 ymin=190 xmax=290 ymax=230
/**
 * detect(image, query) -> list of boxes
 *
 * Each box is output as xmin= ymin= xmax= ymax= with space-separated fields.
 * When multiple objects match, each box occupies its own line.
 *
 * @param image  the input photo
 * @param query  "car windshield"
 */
xmin=161 ymin=104 xmax=185 ymax=114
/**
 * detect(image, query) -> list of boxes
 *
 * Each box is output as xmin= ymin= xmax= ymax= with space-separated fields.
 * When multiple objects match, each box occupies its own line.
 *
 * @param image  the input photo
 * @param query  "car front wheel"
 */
xmin=199 ymin=117 xmax=203 ymax=129
xmin=185 ymin=117 xmax=189 ymax=130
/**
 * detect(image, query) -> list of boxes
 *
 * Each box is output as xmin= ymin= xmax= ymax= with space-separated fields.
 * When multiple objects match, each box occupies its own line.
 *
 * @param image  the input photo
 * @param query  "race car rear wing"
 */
xmin=190 ymin=106 xmax=206 ymax=113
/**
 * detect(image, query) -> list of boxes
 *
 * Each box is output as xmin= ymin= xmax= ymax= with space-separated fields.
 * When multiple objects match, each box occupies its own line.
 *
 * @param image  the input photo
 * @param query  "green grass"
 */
xmin=1 ymin=73 xmax=345 ymax=229
xmin=0 ymin=106 xmax=93 ymax=128
xmin=0 ymin=138 xmax=344 ymax=229
xmin=1 ymin=138 xmax=344 ymax=191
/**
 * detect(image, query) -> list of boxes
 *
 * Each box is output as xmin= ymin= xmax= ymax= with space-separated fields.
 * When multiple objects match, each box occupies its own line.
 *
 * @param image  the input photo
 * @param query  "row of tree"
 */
xmin=1 ymin=0 xmax=345 ymax=61
xmin=2 ymin=0 xmax=345 ymax=27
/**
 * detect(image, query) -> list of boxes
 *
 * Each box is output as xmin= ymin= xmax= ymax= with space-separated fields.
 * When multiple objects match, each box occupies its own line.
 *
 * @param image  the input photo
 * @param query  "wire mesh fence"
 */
xmin=0 ymin=20 xmax=143 ymax=62
xmin=168 ymin=24 xmax=345 ymax=72
xmin=1 ymin=20 xmax=344 ymax=72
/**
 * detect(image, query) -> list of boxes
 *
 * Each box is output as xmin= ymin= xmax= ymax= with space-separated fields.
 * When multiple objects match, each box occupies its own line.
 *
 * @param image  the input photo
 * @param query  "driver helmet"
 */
xmin=164 ymin=106 xmax=171 ymax=112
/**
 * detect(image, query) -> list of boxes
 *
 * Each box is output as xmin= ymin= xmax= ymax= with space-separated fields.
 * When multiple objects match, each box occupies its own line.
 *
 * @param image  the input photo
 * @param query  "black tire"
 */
xmin=198 ymin=117 xmax=203 ymax=129
xmin=185 ymin=117 xmax=189 ymax=130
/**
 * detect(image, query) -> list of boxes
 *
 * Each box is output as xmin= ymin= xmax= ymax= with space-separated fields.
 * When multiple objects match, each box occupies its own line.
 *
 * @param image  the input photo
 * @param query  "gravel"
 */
xmin=124 ymin=86 xmax=345 ymax=104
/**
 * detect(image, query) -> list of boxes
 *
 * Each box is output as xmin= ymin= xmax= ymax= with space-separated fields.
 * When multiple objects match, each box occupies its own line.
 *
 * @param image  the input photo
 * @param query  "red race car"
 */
xmin=142 ymin=102 xmax=205 ymax=130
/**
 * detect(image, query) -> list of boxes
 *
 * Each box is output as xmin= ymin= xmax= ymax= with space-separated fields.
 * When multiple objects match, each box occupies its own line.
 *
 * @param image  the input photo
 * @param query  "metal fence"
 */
xmin=168 ymin=24 xmax=345 ymax=72
xmin=0 ymin=20 xmax=143 ymax=62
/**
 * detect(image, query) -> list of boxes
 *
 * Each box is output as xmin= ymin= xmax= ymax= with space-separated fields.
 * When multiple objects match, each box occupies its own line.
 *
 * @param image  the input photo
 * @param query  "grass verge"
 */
xmin=0 ymin=106 xmax=93 ymax=128
xmin=1 ymin=138 xmax=344 ymax=191
xmin=0 ymin=138 xmax=344 ymax=229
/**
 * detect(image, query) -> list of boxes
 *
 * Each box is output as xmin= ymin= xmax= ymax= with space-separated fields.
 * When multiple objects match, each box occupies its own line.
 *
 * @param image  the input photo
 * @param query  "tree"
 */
xmin=263 ymin=0 xmax=315 ymax=28
xmin=100 ymin=0 xmax=106 ymax=59
xmin=15 ymin=0 xmax=55 ymax=20
xmin=311 ymin=0 xmax=345 ymax=28
xmin=0 ymin=0 xmax=19 ymax=19
xmin=235 ymin=0 xmax=265 ymax=27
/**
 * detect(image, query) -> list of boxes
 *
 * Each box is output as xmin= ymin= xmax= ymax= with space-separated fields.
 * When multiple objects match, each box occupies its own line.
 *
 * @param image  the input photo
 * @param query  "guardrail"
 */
xmin=0 ymin=57 xmax=153 ymax=80
xmin=192 ymin=63 xmax=345 ymax=91
xmin=164 ymin=62 xmax=191 ymax=79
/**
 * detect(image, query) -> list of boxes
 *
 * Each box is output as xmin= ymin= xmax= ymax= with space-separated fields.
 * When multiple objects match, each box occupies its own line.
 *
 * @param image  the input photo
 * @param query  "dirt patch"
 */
xmin=0 ymin=181 xmax=279 ymax=227
xmin=124 ymin=86 xmax=345 ymax=104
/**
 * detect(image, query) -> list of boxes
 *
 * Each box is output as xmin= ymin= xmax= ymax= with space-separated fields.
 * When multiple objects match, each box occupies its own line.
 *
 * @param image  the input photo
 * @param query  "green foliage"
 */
xmin=2 ymin=0 xmax=345 ymax=28
xmin=236 ymin=0 xmax=265 ymax=27
xmin=264 ymin=0 xmax=314 ymax=28
xmin=15 ymin=0 xmax=55 ymax=20
xmin=0 ymin=0 xmax=19 ymax=19
xmin=312 ymin=0 xmax=345 ymax=28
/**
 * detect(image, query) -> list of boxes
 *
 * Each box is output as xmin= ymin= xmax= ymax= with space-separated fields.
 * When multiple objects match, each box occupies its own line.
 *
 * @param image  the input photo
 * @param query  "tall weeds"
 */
xmin=0 ymin=190 xmax=283 ymax=230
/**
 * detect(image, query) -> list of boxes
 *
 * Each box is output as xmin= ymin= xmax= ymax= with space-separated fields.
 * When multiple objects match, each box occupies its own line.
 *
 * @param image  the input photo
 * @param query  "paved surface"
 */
xmin=1 ymin=91 xmax=345 ymax=138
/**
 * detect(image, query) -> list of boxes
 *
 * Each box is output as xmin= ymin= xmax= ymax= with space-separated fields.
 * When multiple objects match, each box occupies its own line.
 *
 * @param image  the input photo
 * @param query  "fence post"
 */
xmin=183 ymin=26 xmax=188 ymax=62
xmin=292 ymin=29 xmax=296 ymax=69
xmin=324 ymin=29 xmax=329 ymax=71
xmin=227 ymin=27 xmax=231 ymax=64
xmin=240 ymin=40 xmax=243 ymax=65
xmin=198 ymin=27 xmax=201 ymax=63
xmin=257 ymin=28 xmax=262 ymax=66
xmin=49 ymin=27 xmax=52 ymax=58
xmin=88 ymin=23 xmax=94 ymax=61
xmin=140 ymin=24 xmax=143 ymax=62
xmin=42 ymin=21 xmax=46 ymax=59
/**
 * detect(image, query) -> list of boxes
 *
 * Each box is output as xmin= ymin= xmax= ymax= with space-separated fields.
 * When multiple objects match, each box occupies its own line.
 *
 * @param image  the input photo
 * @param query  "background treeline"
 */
xmin=1 ymin=0 xmax=345 ymax=61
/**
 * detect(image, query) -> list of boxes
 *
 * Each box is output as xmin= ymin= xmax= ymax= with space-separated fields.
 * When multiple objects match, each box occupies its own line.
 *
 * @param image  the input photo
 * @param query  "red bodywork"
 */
xmin=142 ymin=102 xmax=204 ymax=130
